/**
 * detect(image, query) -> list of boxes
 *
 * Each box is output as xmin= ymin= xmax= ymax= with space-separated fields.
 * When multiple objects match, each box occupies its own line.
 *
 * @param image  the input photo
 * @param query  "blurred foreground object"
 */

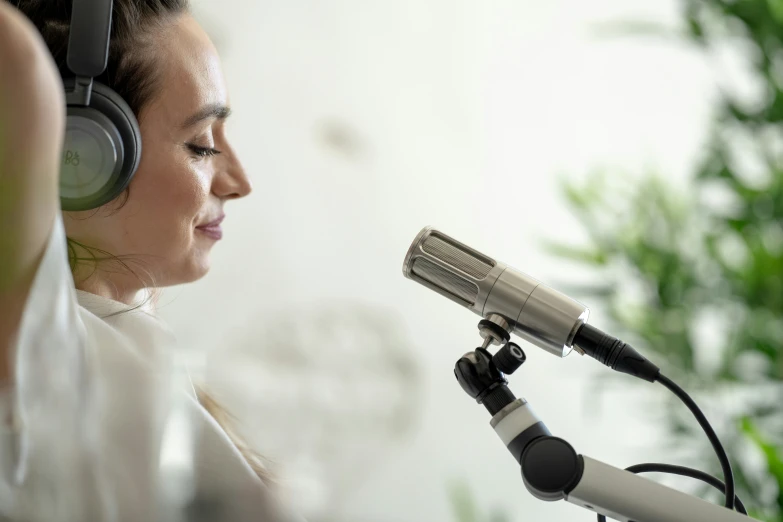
xmin=204 ymin=303 xmax=421 ymax=520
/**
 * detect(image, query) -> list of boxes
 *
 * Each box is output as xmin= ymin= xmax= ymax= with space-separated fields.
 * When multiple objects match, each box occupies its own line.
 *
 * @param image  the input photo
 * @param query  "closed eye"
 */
xmin=187 ymin=144 xmax=222 ymax=157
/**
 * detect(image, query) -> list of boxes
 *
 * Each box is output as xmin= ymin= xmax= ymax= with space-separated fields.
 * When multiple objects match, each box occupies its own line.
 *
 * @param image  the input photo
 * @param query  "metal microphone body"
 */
xmin=403 ymin=227 xmax=589 ymax=358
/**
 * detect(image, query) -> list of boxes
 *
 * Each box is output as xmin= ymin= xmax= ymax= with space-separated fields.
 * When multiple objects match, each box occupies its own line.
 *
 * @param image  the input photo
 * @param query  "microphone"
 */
xmin=402 ymin=227 xmax=660 ymax=382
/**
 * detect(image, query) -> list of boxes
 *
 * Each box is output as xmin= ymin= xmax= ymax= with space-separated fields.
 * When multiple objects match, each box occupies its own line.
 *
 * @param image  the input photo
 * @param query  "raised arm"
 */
xmin=0 ymin=1 xmax=66 ymax=382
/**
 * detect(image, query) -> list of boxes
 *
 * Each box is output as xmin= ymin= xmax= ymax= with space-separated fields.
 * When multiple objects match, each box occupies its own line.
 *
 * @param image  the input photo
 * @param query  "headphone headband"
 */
xmin=66 ymin=0 xmax=113 ymax=78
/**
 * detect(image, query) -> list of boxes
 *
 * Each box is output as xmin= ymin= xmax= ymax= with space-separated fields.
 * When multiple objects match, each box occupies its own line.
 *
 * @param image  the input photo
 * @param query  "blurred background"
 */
xmin=152 ymin=0 xmax=783 ymax=520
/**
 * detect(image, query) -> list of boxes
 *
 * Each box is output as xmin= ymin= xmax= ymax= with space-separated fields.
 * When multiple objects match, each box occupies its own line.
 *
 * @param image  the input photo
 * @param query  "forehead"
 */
xmin=143 ymin=14 xmax=227 ymax=127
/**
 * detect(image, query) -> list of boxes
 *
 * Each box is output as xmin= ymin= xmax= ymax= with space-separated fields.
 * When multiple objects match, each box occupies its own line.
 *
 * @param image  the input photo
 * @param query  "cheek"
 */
xmin=129 ymin=155 xmax=212 ymax=235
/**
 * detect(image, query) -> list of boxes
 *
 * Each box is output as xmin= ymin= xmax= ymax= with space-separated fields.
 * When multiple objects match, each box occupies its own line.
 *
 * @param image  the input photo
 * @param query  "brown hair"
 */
xmin=13 ymin=0 xmax=273 ymax=486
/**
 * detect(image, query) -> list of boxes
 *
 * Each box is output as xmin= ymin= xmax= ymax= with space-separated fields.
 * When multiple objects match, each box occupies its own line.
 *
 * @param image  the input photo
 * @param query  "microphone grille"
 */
xmin=404 ymin=227 xmax=497 ymax=308
xmin=420 ymin=235 xmax=494 ymax=279
xmin=410 ymin=257 xmax=479 ymax=305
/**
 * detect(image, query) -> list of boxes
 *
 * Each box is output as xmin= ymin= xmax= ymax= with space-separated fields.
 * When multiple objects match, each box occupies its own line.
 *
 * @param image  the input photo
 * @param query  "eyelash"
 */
xmin=187 ymin=144 xmax=222 ymax=158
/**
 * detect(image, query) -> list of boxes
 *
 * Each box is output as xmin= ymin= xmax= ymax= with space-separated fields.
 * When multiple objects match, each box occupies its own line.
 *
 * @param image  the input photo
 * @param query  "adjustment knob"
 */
xmin=493 ymin=342 xmax=526 ymax=375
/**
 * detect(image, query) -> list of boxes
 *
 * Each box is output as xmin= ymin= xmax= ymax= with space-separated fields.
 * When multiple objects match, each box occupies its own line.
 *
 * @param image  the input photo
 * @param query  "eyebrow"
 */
xmin=180 ymin=103 xmax=232 ymax=129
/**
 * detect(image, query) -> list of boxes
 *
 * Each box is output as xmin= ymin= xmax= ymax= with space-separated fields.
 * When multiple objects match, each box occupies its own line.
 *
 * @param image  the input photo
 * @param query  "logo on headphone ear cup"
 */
xmin=60 ymin=82 xmax=141 ymax=211
xmin=61 ymin=109 xmax=123 ymax=204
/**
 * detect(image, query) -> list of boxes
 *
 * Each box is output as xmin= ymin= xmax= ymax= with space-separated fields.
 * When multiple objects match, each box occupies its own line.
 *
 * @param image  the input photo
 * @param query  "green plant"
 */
xmin=550 ymin=0 xmax=783 ymax=520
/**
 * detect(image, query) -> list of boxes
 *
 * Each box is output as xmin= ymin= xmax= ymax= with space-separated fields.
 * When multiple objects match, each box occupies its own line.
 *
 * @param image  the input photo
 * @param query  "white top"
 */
xmin=7 ymin=214 xmax=293 ymax=522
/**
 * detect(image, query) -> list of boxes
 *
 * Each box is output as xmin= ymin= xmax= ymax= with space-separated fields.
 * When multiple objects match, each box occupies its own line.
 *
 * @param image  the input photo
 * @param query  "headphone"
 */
xmin=60 ymin=0 xmax=142 ymax=211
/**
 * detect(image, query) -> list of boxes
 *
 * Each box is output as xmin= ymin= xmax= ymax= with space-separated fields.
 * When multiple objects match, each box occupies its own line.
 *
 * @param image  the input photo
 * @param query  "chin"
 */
xmin=186 ymin=259 xmax=211 ymax=283
xmin=166 ymin=255 xmax=211 ymax=286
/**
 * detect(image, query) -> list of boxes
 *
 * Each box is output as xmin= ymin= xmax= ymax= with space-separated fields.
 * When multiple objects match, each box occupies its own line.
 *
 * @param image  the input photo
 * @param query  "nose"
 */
xmin=213 ymin=144 xmax=252 ymax=200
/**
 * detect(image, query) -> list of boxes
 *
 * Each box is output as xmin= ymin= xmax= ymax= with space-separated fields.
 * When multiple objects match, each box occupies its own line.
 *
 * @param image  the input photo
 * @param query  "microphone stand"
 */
xmin=454 ymin=334 xmax=757 ymax=522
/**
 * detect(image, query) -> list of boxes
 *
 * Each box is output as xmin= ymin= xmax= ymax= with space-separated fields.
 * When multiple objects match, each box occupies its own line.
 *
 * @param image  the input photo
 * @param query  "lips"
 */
xmin=197 ymin=214 xmax=225 ymax=228
xmin=196 ymin=214 xmax=225 ymax=240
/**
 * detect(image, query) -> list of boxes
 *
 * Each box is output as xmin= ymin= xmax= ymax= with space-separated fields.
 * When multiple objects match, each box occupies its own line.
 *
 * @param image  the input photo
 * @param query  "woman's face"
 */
xmin=64 ymin=14 xmax=251 ymax=300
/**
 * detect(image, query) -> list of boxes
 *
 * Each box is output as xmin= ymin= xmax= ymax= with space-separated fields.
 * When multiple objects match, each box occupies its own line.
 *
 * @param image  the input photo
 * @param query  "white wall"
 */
xmin=157 ymin=1 xmax=723 ymax=520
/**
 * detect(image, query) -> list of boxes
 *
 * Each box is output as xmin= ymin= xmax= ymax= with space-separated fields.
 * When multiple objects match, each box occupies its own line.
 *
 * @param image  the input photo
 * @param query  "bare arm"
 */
xmin=0 ymin=2 xmax=66 ymax=382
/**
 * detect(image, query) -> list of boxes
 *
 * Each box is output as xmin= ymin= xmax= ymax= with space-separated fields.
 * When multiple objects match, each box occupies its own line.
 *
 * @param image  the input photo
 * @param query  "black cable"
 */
xmin=572 ymin=326 xmax=743 ymax=516
xmin=656 ymin=373 xmax=736 ymax=510
xmin=595 ymin=463 xmax=748 ymax=521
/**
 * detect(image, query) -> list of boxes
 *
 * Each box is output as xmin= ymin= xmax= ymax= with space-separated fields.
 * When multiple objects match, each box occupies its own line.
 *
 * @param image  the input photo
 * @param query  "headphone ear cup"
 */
xmin=60 ymin=82 xmax=142 ymax=211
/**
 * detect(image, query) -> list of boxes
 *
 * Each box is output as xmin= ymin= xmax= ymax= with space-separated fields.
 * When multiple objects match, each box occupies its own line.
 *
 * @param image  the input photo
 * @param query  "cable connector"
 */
xmin=572 ymin=324 xmax=660 ymax=382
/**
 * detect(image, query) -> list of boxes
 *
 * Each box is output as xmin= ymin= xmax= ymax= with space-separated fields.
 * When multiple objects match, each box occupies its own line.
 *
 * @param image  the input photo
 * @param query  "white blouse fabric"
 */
xmin=6 ymin=213 xmax=292 ymax=522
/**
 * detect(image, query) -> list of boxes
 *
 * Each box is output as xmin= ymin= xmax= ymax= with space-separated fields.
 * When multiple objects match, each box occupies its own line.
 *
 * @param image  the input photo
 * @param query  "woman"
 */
xmin=0 ymin=1 xmax=289 ymax=520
